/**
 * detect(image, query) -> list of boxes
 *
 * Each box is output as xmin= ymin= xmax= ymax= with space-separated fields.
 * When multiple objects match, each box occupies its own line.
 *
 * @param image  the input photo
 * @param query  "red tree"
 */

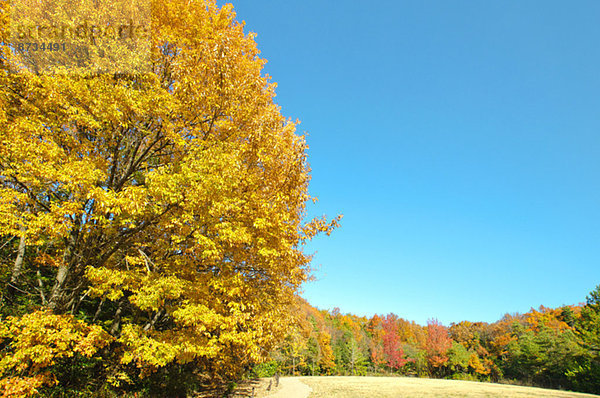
xmin=426 ymin=318 xmax=452 ymax=370
xmin=382 ymin=314 xmax=409 ymax=370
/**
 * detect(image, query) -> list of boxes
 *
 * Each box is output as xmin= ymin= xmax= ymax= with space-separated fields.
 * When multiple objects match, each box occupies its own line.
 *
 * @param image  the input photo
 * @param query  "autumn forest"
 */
xmin=0 ymin=0 xmax=599 ymax=397
xmin=262 ymin=293 xmax=600 ymax=395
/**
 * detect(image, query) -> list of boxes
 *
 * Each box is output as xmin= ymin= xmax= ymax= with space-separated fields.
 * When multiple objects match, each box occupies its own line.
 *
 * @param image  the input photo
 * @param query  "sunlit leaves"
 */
xmin=0 ymin=311 xmax=112 ymax=395
xmin=1 ymin=0 xmax=339 ymax=391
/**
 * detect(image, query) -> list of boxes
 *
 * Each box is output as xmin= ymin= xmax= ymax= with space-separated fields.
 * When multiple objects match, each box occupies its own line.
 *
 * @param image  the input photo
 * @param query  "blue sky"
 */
xmin=229 ymin=0 xmax=600 ymax=325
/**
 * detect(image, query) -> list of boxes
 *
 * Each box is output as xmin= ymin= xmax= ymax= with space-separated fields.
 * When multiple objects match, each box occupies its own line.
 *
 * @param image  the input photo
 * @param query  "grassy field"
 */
xmin=297 ymin=376 xmax=600 ymax=398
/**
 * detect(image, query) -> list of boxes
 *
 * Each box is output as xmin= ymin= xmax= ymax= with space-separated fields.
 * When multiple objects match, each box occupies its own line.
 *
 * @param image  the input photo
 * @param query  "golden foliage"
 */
xmin=0 ymin=0 xmax=338 ymax=392
xmin=0 ymin=311 xmax=112 ymax=396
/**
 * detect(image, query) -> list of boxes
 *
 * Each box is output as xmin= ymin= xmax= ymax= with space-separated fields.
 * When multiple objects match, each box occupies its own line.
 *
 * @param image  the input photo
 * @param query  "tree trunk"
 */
xmin=10 ymin=232 xmax=26 ymax=286
xmin=5 ymin=230 xmax=26 ymax=300
xmin=110 ymin=298 xmax=126 ymax=335
xmin=48 ymin=263 xmax=70 ymax=311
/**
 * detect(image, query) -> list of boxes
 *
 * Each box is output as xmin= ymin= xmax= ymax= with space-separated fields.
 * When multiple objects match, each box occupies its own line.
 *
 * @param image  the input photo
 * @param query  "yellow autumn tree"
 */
xmin=317 ymin=331 xmax=336 ymax=375
xmin=0 ymin=0 xmax=339 ymax=395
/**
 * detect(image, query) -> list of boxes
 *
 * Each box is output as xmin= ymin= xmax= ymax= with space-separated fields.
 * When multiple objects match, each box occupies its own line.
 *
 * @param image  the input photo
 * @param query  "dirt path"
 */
xmin=263 ymin=377 xmax=312 ymax=398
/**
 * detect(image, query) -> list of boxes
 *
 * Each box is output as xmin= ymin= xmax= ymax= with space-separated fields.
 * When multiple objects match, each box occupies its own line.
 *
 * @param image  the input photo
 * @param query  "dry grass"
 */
xmin=299 ymin=376 xmax=600 ymax=398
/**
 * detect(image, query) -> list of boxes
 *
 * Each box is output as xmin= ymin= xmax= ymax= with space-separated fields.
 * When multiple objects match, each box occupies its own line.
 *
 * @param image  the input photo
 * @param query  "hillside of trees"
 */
xmin=260 ymin=286 xmax=600 ymax=395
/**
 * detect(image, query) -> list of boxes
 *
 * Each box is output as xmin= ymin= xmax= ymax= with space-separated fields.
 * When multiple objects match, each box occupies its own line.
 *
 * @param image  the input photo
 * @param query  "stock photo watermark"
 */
xmin=7 ymin=0 xmax=152 ymax=75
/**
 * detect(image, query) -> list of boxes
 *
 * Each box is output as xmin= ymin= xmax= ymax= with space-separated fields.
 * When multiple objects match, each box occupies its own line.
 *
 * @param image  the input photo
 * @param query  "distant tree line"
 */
xmin=256 ymin=286 xmax=600 ymax=395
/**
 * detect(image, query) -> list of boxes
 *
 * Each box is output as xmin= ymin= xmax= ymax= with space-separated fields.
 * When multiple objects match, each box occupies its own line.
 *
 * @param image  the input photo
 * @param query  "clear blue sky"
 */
xmin=228 ymin=0 xmax=600 ymax=326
